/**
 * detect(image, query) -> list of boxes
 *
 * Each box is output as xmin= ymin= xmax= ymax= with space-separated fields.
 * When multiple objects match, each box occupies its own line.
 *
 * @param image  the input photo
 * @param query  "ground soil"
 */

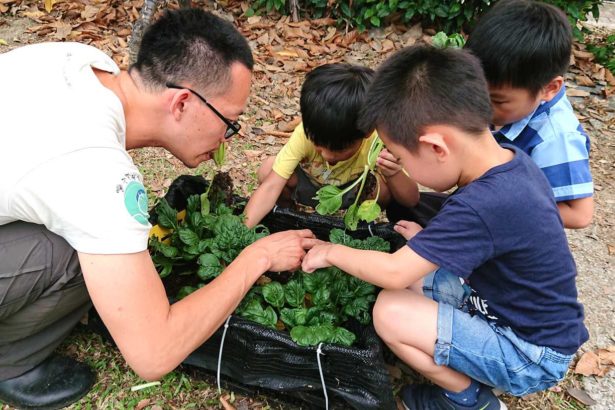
xmin=1 ymin=1 xmax=614 ymax=408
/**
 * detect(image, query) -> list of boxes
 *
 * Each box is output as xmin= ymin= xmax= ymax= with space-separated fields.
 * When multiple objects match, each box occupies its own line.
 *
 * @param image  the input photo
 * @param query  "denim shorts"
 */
xmin=423 ymin=268 xmax=574 ymax=396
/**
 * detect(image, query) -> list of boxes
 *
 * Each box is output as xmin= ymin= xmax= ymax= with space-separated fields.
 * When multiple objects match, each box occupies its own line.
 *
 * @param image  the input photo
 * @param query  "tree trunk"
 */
xmin=289 ymin=0 xmax=299 ymax=22
xmin=128 ymin=0 xmax=159 ymax=65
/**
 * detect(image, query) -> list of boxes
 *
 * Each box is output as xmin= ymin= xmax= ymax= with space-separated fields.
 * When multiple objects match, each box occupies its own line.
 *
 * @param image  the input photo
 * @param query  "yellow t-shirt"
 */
xmin=272 ymin=123 xmax=378 ymax=186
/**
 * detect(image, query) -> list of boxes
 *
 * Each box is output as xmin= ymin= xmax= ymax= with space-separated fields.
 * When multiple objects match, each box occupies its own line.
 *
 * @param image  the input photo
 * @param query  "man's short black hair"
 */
xmin=359 ymin=46 xmax=492 ymax=152
xmin=300 ymin=63 xmax=374 ymax=151
xmin=465 ymin=0 xmax=572 ymax=94
xmin=131 ymin=8 xmax=253 ymax=95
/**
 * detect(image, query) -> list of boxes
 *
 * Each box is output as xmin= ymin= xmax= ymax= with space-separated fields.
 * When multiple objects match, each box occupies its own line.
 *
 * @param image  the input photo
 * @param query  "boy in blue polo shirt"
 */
xmin=466 ymin=0 xmax=594 ymax=229
xmin=302 ymin=45 xmax=588 ymax=410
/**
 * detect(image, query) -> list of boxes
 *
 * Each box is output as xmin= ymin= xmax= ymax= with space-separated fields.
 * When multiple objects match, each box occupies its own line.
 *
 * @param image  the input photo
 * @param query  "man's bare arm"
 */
xmin=79 ymin=229 xmax=317 ymax=380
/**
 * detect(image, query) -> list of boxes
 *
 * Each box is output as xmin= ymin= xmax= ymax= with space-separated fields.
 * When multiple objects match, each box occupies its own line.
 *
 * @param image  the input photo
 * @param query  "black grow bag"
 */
xmin=149 ymin=175 xmax=401 ymax=409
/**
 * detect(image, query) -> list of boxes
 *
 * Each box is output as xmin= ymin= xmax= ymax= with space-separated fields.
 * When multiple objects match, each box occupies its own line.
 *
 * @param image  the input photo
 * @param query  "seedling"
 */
xmin=313 ymin=136 xmax=384 ymax=230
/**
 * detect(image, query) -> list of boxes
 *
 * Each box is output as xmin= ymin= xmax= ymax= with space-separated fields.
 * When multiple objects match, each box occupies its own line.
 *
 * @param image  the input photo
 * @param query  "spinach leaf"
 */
xmin=262 ymin=282 xmax=285 ymax=309
xmin=197 ymin=253 xmax=223 ymax=281
xmin=284 ymin=280 xmax=305 ymax=308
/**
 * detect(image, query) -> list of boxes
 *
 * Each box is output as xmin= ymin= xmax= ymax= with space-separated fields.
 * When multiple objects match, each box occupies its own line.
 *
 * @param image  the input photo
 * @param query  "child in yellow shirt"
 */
xmin=244 ymin=63 xmax=418 ymax=228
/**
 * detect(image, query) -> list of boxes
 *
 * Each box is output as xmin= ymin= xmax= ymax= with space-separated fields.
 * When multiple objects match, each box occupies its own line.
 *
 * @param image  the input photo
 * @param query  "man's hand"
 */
xmin=249 ymin=229 xmax=319 ymax=272
xmin=394 ymin=220 xmax=423 ymax=240
xmin=302 ymin=242 xmax=336 ymax=273
xmin=376 ymin=148 xmax=403 ymax=177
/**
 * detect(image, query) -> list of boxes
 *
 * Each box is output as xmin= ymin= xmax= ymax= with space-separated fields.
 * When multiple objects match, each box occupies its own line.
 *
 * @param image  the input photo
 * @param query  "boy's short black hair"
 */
xmin=131 ymin=8 xmax=253 ymax=95
xmin=359 ymin=46 xmax=492 ymax=152
xmin=300 ymin=63 xmax=374 ymax=151
xmin=465 ymin=0 xmax=572 ymax=94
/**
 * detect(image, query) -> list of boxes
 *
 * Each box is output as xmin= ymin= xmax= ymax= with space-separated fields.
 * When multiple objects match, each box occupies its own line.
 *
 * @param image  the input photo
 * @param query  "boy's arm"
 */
xmin=377 ymin=148 xmax=419 ymax=207
xmin=243 ymin=171 xmax=289 ymax=228
xmin=558 ymin=196 xmax=594 ymax=229
xmin=302 ymin=242 xmax=437 ymax=289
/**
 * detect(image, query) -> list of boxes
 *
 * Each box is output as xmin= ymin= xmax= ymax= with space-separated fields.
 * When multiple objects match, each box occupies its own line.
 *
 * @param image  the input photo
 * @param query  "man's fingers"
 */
xmin=294 ymin=229 xmax=316 ymax=239
xmin=301 ymin=238 xmax=324 ymax=249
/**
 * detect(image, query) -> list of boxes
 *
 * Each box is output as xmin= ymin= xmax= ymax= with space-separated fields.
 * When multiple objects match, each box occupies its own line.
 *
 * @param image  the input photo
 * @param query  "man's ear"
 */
xmin=169 ymin=89 xmax=190 ymax=121
xmin=418 ymin=132 xmax=449 ymax=162
xmin=541 ymin=76 xmax=564 ymax=102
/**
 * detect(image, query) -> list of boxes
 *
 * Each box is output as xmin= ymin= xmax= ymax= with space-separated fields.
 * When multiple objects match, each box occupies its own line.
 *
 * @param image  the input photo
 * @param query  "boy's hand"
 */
xmin=394 ymin=220 xmax=423 ymax=240
xmin=301 ymin=242 xmax=335 ymax=273
xmin=376 ymin=148 xmax=403 ymax=177
xmin=249 ymin=230 xmax=319 ymax=272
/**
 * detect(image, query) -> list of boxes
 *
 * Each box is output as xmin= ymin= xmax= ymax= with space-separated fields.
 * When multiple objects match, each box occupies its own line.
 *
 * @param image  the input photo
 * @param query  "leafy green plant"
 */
xmin=149 ymin=182 xmax=391 ymax=347
xmin=313 ymin=136 xmax=384 ymax=230
xmin=244 ymin=0 xmax=602 ymax=37
xmin=587 ymin=33 xmax=615 ymax=75
xmin=432 ymin=31 xmax=466 ymax=49
xmin=149 ymin=194 xmax=268 ymax=279
xmin=212 ymin=142 xmax=226 ymax=167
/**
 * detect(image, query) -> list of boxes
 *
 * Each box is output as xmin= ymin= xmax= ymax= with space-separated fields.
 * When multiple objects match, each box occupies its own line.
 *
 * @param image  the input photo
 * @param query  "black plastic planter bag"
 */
xmin=151 ymin=175 xmax=398 ymax=409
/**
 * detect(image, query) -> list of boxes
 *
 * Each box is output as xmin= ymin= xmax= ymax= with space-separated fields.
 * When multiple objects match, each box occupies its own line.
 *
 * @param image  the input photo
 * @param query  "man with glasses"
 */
xmin=0 ymin=8 xmax=317 ymax=409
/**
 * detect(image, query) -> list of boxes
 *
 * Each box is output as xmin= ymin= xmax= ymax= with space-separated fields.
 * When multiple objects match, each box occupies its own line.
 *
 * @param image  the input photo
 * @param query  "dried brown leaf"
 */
xmin=608 ymin=244 xmax=615 ymax=256
xmin=572 ymin=49 xmax=595 ymax=60
xmin=606 ymin=70 xmax=615 ymax=87
xmin=575 ymin=74 xmax=594 ymax=87
xmin=135 ymin=398 xmax=151 ymax=410
xmin=567 ymin=88 xmax=590 ymax=98
xmin=566 ymin=387 xmax=596 ymax=406
xmin=575 ymin=350 xmax=600 ymax=376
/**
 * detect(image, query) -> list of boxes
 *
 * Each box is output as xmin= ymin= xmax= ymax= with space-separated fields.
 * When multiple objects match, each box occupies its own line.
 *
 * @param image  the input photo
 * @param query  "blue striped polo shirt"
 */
xmin=492 ymin=87 xmax=593 ymax=201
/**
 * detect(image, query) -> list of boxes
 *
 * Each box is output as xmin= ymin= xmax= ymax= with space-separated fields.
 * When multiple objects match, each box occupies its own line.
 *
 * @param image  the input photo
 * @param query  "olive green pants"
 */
xmin=0 ymin=222 xmax=91 ymax=380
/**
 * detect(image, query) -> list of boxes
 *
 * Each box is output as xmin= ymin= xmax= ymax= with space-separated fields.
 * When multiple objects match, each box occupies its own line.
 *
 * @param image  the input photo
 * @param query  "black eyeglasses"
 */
xmin=166 ymin=82 xmax=241 ymax=139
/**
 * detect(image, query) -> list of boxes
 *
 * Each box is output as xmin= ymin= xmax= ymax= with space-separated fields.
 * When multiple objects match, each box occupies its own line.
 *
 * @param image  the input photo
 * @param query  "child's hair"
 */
xmin=359 ymin=46 xmax=492 ymax=152
xmin=465 ymin=0 xmax=572 ymax=95
xmin=300 ymin=63 xmax=374 ymax=151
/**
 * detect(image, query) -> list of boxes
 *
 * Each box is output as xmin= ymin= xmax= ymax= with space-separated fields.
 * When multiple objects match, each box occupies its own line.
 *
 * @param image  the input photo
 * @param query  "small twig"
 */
xmin=262 ymin=130 xmax=292 ymax=138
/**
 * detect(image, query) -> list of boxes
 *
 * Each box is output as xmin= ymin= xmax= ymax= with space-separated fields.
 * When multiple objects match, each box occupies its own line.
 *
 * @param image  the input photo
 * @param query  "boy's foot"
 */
xmin=401 ymin=384 xmax=507 ymax=410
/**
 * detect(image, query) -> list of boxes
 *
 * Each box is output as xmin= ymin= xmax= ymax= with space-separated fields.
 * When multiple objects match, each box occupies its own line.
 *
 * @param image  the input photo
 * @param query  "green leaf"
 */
xmin=155 ymin=199 xmax=178 ymax=230
xmin=160 ymin=243 xmax=179 ymax=258
xmin=177 ymin=286 xmax=198 ymax=300
xmin=344 ymin=203 xmax=360 ymax=231
xmin=262 ymin=306 xmax=278 ymax=328
xmin=367 ymin=142 xmax=382 ymax=171
xmin=307 ymin=309 xmax=338 ymax=326
xmin=213 ymin=142 xmax=226 ymax=167
xmin=331 ymin=326 xmax=356 ymax=346
xmin=280 ymin=307 xmax=308 ymax=327
xmin=290 ymin=324 xmax=335 ymax=346
xmin=432 ymin=32 xmax=448 ymax=49
xmin=197 ymin=253 xmax=223 ymax=280
xmin=245 ymin=7 xmax=255 ymax=17
xmin=356 ymin=199 xmax=381 ymax=223
xmin=340 ymin=2 xmax=351 ymax=17
xmin=178 ymin=228 xmax=199 ymax=246
xmin=314 ymin=185 xmax=343 ymax=215
xmin=284 ymin=280 xmax=305 ymax=308
xmin=159 ymin=262 xmax=173 ymax=278
xmin=200 ymin=193 xmax=210 ymax=217
xmin=370 ymin=16 xmax=380 ymax=27
xmin=312 ymin=287 xmax=331 ymax=307
xmin=262 ymin=281 xmax=285 ymax=308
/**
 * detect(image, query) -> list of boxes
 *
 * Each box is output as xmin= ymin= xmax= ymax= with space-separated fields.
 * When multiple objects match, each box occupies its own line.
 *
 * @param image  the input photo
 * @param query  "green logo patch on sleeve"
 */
xmin=124 ymin=181 xmax=150 ymax=225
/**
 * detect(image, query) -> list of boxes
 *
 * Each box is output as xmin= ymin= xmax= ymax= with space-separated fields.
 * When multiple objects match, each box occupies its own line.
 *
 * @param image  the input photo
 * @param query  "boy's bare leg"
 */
xmin=373 ymin=289 xmax=471 ymax=392
xmin=257 ymin=156 xmax=298 ymax=206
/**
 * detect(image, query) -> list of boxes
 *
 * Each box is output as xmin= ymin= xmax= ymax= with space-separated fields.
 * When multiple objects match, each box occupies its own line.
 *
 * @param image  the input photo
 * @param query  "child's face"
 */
xmin=379 ymin=133 xmax=459 ymax=192
xmin=315 ymin=139 xmax=363 ymax=166
xmin=489 ymin=85 xmax=543 ymax=127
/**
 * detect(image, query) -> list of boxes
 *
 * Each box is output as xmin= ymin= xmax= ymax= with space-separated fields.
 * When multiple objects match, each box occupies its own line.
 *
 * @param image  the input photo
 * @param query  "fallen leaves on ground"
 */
xmin=574 ymin=345 xmax=615 ymax=377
